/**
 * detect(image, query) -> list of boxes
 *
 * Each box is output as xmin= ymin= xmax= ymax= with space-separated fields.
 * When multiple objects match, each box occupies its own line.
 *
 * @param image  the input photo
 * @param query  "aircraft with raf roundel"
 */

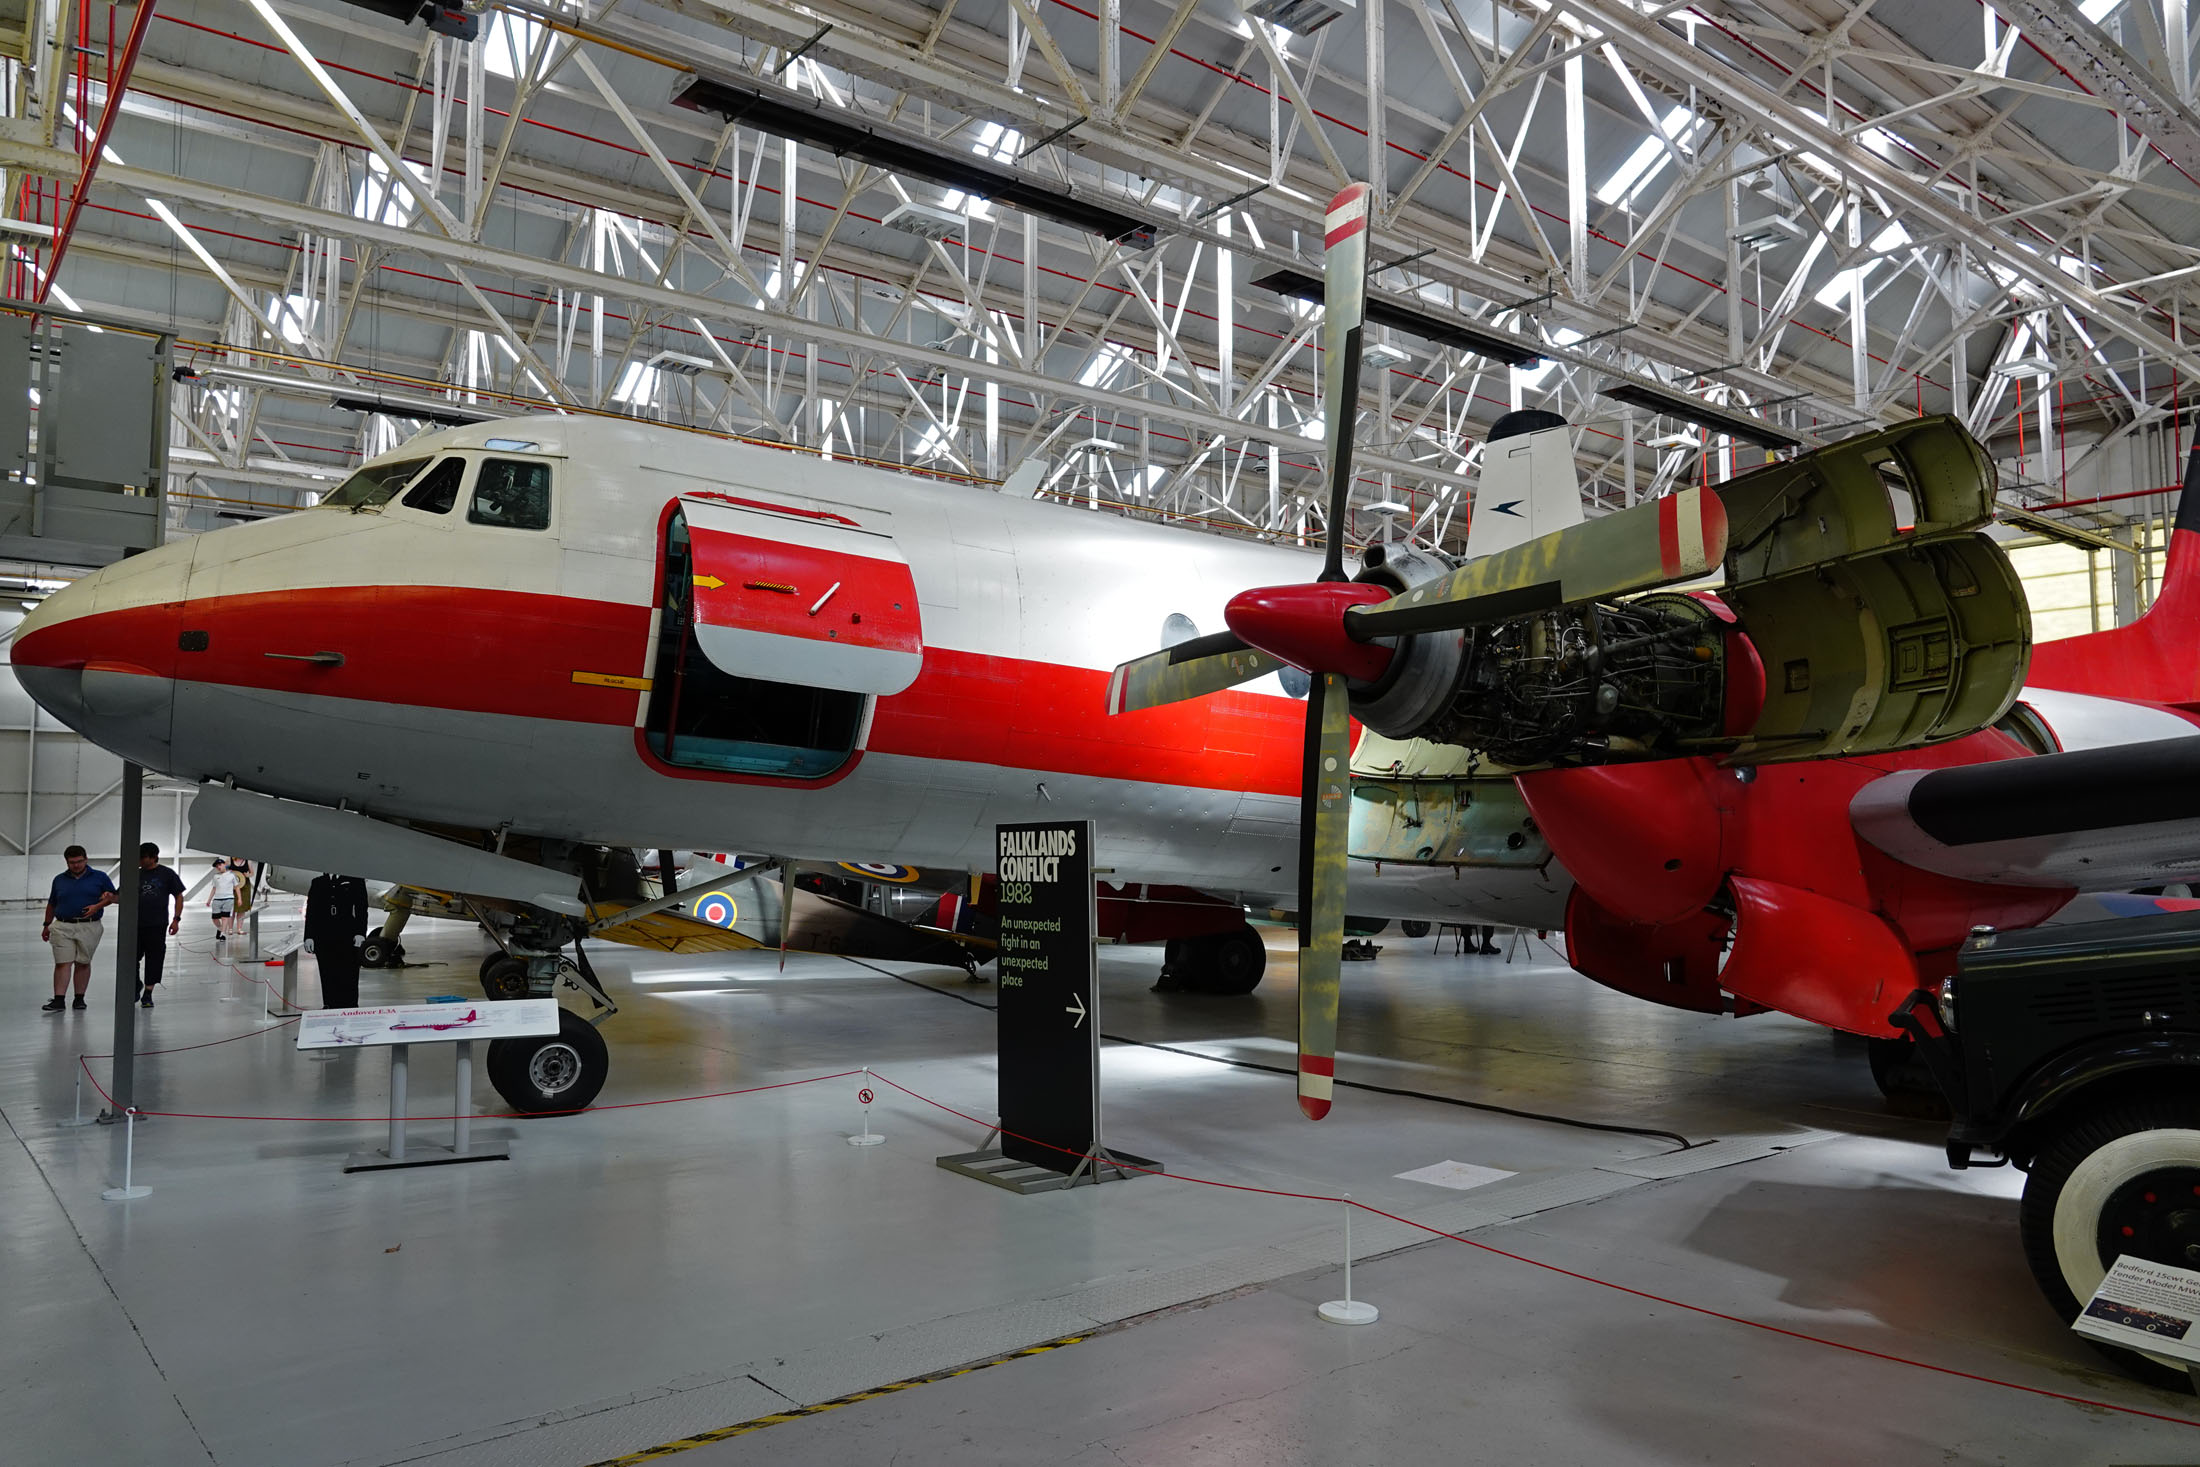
xmin=13 ymin=182 xmax=2199 ymax=1139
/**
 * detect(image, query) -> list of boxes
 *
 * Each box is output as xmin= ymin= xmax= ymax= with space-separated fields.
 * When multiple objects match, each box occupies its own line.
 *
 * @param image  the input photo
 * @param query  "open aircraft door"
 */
xmin=678 ymin=492 xmax=923 ymax=694
xmin=646 ymin=492 xmax=924 ymax=780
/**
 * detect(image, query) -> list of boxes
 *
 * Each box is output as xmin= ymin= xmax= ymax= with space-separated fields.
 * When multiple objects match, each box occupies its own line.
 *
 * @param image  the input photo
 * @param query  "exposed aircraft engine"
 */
xmin=1370 ymin=592 xmax=1726 ymax=767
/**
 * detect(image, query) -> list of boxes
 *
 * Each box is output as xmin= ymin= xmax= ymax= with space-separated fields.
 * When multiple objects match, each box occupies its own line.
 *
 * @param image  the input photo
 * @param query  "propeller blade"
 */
xmin=1296 ymin=671 xmax=1353 ymax=1120
xmin=1345 ymin=483 xmax=1730 ymax=640
xmin=1104 ymin=632 xmax=1281 ymax=715
xmin=1319 ymin=183 xmax=1371 ymax=583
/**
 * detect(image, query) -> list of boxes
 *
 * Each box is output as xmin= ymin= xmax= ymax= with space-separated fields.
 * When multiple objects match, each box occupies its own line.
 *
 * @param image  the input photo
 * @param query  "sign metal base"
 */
xmin=345 ymin=1143 xmax=510 ymax=1173
xmin=935 ymin=1146 xmax=1160 ymax=1195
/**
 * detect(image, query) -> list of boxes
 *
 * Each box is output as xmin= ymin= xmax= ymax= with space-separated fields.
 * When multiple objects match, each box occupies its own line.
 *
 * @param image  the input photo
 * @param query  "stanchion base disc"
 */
xmin=1317 ymin=1299 xmax=1379 ymax=1325
xmin=102 ymin=1186 xmax=151 ymax=1201
xmin=846 ymin=1133 xmax=885 ymax=1147
xmin=56 ymin=1115 xmax=99 ymax=1128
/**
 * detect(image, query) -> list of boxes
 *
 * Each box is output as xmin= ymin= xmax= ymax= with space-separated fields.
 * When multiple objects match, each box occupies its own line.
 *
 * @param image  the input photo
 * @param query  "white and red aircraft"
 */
xmin=14 ymin=184 xmax=2199 ymax=1131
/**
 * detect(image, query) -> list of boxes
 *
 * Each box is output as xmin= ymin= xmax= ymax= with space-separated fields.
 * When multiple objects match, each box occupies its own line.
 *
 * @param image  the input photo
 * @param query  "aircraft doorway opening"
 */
xmin=645 ymin=508 xmax=866 ymax=779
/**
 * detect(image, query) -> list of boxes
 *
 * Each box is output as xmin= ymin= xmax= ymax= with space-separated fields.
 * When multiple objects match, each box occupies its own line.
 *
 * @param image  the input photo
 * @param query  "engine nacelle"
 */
xmin=1345 ymin=415 xmax=2029 ymax=773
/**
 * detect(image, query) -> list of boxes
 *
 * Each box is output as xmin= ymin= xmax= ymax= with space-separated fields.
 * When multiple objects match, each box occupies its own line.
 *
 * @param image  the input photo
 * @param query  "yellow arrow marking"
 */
xmin=691 ymin=575 xmax=724 ymax=589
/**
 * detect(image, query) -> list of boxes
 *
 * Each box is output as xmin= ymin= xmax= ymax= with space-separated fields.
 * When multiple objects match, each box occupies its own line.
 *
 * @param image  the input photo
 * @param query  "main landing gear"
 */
xmin=1155 ymin=925 xmax=1268 ymax=995
xmin=473 ymin=907 xmax=617 ymax=1115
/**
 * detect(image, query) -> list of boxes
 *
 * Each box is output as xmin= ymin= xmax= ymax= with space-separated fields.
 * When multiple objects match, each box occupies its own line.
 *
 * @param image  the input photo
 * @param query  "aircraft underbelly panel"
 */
xmin=682 ymin=496 xmax=923 ymax=695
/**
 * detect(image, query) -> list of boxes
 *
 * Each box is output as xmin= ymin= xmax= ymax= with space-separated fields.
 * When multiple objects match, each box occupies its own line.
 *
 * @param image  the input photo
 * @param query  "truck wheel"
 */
xmin=2019 ymin=1095 xmax=2200 ymax=1391
xmin=485 ymin=1008 xmax=608 ymax=1115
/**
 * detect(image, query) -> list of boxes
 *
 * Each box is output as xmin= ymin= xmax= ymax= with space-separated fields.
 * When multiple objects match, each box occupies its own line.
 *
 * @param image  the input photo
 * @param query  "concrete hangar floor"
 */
xmin=5 ymin=905 xmax=2192 ymax=1467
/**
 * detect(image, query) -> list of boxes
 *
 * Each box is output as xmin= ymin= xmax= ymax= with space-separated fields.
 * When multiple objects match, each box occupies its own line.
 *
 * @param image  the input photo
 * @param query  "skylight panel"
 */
xmin=1595 ymin=106 xmax=1701 ymax=207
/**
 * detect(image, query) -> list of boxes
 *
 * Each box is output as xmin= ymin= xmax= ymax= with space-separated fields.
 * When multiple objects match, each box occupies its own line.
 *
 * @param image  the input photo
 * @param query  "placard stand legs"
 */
xmin=345 ymin=1040 xmax=509 ymax=1172
xmin=935 ymin=1143 xmax=1161 ymax=1195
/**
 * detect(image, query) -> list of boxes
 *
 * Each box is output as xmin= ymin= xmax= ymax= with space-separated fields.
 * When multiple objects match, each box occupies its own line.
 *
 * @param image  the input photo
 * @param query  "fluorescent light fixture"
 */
xmin=1993 ymin=355 xmax=2055 ymax=378
xmin=1648 ymin=430 xmax=1702 ymax=449
xmin=645 ymin=350 xmax=715 ymax=377
xmin=1239 ymin=0 xmax=1354 ymax=34
xmin=1732 ymin=215 xmax=1804 ymax=251
xmin=1362 ymin=341 xmax=1410 ymax=368
xmin=1364 ymin=499 xmax=1410 ymax=516
xmin=881 ymin=201 xmax=967 ymax=240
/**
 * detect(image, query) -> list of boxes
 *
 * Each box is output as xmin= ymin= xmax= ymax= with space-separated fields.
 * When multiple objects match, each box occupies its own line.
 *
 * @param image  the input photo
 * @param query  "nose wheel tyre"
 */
xmin=485 ymin=1008 xmax=609 ymax=1115
xmin=481 ymin=954 xmax=531 ymax=1001
xmin=2019 ymin=1094 xmax=2200 ymax=1391
xmin=359 ymin=934 xmax=401 ymax=969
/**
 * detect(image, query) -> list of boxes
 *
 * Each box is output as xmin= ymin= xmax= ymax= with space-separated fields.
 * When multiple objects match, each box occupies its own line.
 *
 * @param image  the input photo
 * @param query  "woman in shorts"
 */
xmin=209 ymin=857 xmax=241 ymax=939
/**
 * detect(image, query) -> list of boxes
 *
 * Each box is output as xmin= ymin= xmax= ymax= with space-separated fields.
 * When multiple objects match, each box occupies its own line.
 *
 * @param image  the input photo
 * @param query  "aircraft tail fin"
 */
xmin=1464 ymin=409 xmax=1584 ymax=560
xmin=2024 ymin=442 xmax=2200 ymax=706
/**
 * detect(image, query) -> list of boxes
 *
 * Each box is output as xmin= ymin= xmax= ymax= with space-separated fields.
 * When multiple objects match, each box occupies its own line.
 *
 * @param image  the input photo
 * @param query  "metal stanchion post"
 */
xmin=847 ymin=1065 xmax=884 ymax=1146
xmin=60 ymin=1063 xmax=97 ymax=1128
xmin=102 ymin=1108 xmax=151 ymax=1200
xmin=387 ymin=1044 xmax=408 ymax=1163
xmin=453 ymin=1040 xmax=472 ymax=1156
xmin=1318 ymin=1193 xmax=1378 ymax=1325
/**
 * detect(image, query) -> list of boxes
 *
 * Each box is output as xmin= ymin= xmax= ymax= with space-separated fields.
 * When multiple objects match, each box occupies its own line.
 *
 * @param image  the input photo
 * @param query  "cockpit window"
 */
xmin=469 ymin=459 xmax=552 ymax=531
xmin=321 ymin=457 xmax=429 ymax=511
xmin=399 ymin=457 xmax=467 ymax=515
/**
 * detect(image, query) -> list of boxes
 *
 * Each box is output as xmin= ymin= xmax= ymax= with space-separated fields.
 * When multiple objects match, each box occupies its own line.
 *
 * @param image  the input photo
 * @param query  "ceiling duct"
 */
xmin=1598 ymin=379 xmax=1802 ymax=451
xmin=1251 ymin=268 xmax=1541 ymax=365
xmin=670 ymin=71 xmax=1156 ymax=243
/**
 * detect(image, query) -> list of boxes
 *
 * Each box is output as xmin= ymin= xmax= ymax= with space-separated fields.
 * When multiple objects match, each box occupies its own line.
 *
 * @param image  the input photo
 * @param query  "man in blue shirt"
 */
xmin=42 ymin=844 xmax=116 ymax=1012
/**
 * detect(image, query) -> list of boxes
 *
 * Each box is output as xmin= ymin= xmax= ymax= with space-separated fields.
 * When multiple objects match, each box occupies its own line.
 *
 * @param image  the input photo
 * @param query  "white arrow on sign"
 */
xmin=1066 ymin=992 xmax=1087 ymax=1028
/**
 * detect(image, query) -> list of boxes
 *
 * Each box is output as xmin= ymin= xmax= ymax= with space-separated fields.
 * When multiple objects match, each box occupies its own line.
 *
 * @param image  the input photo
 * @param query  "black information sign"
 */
xmin=995 ymin=819 xmax=1098 ymax=1172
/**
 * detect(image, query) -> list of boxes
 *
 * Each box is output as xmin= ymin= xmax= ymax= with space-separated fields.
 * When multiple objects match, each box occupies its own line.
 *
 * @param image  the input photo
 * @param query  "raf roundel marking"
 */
xmin=839 ymin=861 xmax=922 ymax=884
xmin=693 ymin=892 xmax=739 ymax=929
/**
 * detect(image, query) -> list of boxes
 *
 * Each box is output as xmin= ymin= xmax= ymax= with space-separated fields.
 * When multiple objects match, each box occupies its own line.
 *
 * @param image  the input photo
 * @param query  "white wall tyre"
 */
xmin=2019 ymin=1097 xmax=2200 ymax=1391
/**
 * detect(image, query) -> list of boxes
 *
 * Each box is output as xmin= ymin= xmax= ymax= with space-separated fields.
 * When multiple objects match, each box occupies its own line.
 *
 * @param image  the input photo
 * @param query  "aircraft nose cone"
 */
xmin=13 ymin=553 xmax=183 ymax=768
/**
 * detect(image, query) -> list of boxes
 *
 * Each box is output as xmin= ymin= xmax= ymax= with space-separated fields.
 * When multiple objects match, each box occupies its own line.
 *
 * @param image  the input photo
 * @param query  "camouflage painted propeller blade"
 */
xmin=779 ymin=858 xmax=793 ymax=973
xmin=1346 ymin=484 xmax=1730 ymax=640
xmin=1296 ymin=671 xmax=1352 ymax=1120
xmin=1318 ymin=183 xmax=1371 ymax=584
xmin=1104 ymin=632 xmax=1282 ymax=715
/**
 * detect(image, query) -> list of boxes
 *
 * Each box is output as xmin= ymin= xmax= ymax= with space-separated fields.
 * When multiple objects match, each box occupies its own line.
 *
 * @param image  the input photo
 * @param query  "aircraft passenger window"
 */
xmin=642 ymin=512 xmax=865 ymax=780
xmin=399 ymin=457 xmax=466 ymax=515
xmin=321 ymin=457 xmax=429 ymax=511
xmin=469 ymin=459 xmax=552 ymax=530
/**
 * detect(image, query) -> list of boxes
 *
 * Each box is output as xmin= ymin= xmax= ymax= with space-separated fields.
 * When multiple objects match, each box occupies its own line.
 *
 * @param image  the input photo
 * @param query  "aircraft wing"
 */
xmin=1850 ymin=735 xmax=2200 ymax=890
xmin=586 ymin=902 xmax=772 ymax=955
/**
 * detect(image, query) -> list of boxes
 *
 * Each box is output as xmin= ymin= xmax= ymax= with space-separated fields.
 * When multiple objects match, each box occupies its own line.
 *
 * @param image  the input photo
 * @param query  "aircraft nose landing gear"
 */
xmin=473 ymin=908 xmax=618 ymax=1114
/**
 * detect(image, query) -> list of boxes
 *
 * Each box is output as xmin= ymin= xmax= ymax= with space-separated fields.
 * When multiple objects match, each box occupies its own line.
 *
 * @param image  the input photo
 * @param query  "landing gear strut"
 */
xmin=470 ymin=905 xmax=618 ymax=1115
xmin=1156 ymin=926 xmax=1268 ymax=995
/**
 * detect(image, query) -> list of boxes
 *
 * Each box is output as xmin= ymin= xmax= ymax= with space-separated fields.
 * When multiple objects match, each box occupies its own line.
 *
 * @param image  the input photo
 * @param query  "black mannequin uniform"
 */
xmin=305 ymin=874 xmax=371 ymax=1008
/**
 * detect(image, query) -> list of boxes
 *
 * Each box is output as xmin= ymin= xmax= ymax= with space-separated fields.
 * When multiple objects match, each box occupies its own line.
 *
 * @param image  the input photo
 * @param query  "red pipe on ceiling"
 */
xmin=39 ymin=0 xmax=161 ymax=303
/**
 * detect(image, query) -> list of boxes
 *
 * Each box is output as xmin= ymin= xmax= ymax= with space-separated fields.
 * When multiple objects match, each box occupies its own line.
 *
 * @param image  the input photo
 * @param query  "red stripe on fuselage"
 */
xmin=17 ymin=587 xmax=1308 ymax=798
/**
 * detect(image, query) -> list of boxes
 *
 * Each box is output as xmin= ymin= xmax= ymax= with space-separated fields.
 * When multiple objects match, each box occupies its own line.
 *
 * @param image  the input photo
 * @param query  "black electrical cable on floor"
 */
xmin=840 ymin=957 xmax=1698 ymax=1152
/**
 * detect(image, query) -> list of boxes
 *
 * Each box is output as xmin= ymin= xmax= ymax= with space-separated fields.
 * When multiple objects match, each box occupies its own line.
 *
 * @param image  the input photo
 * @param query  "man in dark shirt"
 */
xmin=42 ymin=844 xmax=116 ymax=1012
xmin=134 ymin=843 xmax=187 ymax=1009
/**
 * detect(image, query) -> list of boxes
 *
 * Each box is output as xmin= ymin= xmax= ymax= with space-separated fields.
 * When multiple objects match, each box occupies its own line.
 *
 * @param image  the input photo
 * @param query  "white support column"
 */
xmin=1564 ymin=47 xmax=1586 ymax=298
xmin=1365 ymin=0 xmax=1388 ymax=216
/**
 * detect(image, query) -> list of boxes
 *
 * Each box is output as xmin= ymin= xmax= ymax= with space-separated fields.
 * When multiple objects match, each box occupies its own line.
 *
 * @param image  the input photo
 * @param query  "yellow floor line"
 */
xmin=582 ymin=1334 xmax=1088 ymax=1465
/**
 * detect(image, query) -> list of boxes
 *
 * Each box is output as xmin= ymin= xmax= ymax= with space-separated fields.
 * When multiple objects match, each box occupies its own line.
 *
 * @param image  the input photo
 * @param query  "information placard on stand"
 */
xmin=937 ymin=821 xmax=1158 ymax=1193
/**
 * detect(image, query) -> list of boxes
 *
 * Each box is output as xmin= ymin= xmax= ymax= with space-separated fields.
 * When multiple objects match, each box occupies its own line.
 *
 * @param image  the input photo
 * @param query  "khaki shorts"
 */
xmin=49 ymin=920 xmax=103 ymax=965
